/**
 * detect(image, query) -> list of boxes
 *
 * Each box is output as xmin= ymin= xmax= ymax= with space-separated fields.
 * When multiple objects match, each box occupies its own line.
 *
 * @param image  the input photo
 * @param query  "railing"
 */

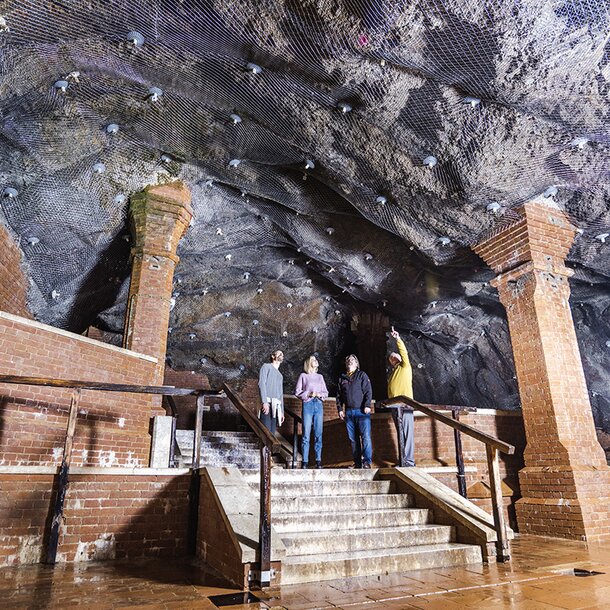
xmin=222 ymin=383 xmax=280 ymax=587
xmin=376 ymin=401 xmax=475 ymax=497
xmin=0 ymin=374 xmax=223 ymax=563
xmin=381 ymin=395 xmax=515 ymax=562
xmin=283 ymin=405 xmax=302 ymax=469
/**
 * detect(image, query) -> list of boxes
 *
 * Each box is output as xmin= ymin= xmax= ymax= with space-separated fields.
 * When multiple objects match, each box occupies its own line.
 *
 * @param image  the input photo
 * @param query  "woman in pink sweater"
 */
xmin=294 ymin=355 xmax=329 ymax=469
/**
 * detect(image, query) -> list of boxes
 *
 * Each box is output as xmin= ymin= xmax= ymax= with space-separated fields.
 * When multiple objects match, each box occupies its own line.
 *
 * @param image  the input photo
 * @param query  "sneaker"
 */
xmin=301 ymin=462 xmax=308 ymax=469
xmin=316 ymin=461 xmax=322 ymax=469
xmin=362 ymin=463 xmax=372 ymax=469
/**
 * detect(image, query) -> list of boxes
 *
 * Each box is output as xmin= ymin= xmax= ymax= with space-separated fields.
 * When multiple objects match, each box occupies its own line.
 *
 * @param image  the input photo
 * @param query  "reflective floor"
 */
xmin=2 ymin=535 xmax=610 ymax=609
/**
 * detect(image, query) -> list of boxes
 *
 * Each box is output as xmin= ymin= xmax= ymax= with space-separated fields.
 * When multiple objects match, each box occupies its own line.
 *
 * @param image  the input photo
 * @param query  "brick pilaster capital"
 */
xmin=129 ymin=181 xmax=193 ymax=261
xmin=474 ymin=202 xmax=576 ymax=277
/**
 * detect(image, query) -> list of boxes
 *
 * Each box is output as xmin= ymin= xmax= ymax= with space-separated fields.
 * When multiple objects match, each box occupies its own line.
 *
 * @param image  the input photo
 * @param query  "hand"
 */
xmin=390 ymin=325 xmax=399 ymax=340
xmin=262 ymin=403 xmax=270 ymax=415
xmin=364 ymin=407 xmax=371 ymax=415
xmin=279 ymin=414 xmax=285 ymax=426
xmin=310 ymin=392 xmax=318 ymax=398
xmin=339 ymin=411 xmax=345 ymax=420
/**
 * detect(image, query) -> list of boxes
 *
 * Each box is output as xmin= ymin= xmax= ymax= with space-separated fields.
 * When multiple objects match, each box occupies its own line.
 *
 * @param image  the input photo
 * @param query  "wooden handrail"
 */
xmin=222 ymin=383 xmax=281 ymax=452
xmin=0 ymin=374 xmax=223 ymax=397
xmin=381 ymin=394 xmax=513 ymax=562
xmin=381 ymin=396 xmax=515 ymax=455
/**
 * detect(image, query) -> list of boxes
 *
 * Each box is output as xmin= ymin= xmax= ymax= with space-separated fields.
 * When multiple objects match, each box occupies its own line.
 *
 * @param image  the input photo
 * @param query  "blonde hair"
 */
xmin=304 ymin=355 xmax=318 ymax=374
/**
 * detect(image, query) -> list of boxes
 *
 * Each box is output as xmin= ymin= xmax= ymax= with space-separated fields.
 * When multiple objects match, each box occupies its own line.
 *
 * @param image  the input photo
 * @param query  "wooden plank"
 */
xmin=0 ymin=374 xmax=222 ymax=397
xmin=222 ymin=384 xmax=280 ymax=452
xmin=46 ymin=389 xmax=80 ymax=564
xmin=258 ymin=444 xmax=272 ymax=587
xmin=486 ymin=445 xmax=511 ymax=562
xmin=382 ymin=396 xmax=515 ymax=454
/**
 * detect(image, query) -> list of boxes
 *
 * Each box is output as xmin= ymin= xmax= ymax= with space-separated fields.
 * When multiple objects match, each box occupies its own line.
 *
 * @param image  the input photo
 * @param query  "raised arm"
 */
xmin=396 ymin=337 xmax=412 ymax=370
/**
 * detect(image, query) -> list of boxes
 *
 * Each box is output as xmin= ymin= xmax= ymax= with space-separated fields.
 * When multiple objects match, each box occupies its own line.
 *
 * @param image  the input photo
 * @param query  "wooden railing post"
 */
xmin=258 ymin=443 xmax=272 ymax=587
xmin=46 ymin=389 xmax=81 ymax=564
xmin=291 ymin=418 xmax=298 ymax=469
xmin=187 ymin=395 xmax=205 ymax=555
xmin=486 ymin=445 xmax=510 ymax=562
xmin=452 ymin=410 xmax=467 ymax=498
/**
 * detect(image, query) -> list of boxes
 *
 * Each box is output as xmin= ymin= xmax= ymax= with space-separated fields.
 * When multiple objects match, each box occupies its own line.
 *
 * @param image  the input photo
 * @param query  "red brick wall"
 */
xmin=0 ymin=224 xmax=31 ymax=319
xmin=0 ymin=470 xmax=189 ymax=567
xmin=0 ymin=312 xmax=158 ymax=467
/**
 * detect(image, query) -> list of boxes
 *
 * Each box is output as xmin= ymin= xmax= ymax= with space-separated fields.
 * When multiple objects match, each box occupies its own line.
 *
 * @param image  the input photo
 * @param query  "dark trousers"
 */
xmin=259 ymin=410 xmax=276 ymax=434
xmin=391 ymin=405 xmax=415 ymax=467
xmin=345 ymin=409 xmax=372 ymax=467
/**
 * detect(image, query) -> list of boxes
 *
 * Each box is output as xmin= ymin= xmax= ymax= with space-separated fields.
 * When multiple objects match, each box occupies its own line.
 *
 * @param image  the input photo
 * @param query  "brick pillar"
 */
xmin=123 ymin=182 xmax=192 ymax=383
xmin=474 ymin=202 xmax=610 ymax=541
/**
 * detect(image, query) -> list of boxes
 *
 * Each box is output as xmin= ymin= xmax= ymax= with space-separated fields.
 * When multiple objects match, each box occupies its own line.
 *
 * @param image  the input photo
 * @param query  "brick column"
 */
xmin=474 ymin=202 xmax=610 ymax=541
xmin=123 ymin=182 xmax=192 ymax=383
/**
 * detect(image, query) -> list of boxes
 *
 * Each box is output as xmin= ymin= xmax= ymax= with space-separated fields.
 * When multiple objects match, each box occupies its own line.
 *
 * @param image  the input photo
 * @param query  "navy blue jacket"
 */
xmin=336 ymin=369 xmax=373 ymax=413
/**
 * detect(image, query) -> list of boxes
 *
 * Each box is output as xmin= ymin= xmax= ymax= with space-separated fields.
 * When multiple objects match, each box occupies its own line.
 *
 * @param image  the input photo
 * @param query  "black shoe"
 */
xmin=316 ymin=461 xmax=322 ymax=469
xmin=301 ymin=462 xmax=308 ymax=469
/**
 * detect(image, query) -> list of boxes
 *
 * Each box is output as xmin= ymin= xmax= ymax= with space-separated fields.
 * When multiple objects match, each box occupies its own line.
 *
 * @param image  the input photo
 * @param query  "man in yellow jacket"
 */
xmin=387 ymin=326 xmax=415 ymax=467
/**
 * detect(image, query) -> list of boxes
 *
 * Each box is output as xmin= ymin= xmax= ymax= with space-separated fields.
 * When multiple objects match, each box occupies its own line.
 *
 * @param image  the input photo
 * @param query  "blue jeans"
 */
xmin=345 ymin=409 xmax=372 ymax=467
xmin=302 ymin=398 xmax=323 ymax=463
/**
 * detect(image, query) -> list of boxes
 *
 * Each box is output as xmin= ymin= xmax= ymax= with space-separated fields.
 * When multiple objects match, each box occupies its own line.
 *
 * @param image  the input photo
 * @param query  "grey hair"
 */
xmin=345 ymin=354 xmax=360 ymax=369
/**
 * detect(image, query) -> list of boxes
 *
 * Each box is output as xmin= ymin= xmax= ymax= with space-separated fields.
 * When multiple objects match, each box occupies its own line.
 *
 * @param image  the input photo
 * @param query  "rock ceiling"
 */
xmin=0 ymin=1 xmax=609 ymax=434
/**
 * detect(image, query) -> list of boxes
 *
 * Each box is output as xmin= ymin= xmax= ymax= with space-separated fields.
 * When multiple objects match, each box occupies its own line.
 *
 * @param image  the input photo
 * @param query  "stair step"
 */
xmin=280 ymin=524 xmax=455 ymax=556
xmin=249 ymin=480 xmax=394 ymax=497
xmin=269 ymin=493 xmax=413 ymax=514
xmin=273 ymin=508 xmax=431 ymax=533
xmin=241 ymin=468 xmax=379 ymax=483
xmin=202 ymin=431 xmax=257 ymax=439
xmin=281 ymin=543 xmax=482 ymax=584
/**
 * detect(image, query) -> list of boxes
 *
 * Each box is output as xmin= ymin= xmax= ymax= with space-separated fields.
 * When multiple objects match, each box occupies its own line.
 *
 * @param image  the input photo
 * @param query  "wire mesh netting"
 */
xmin=0 ymin=1 xmax=609 ymax=408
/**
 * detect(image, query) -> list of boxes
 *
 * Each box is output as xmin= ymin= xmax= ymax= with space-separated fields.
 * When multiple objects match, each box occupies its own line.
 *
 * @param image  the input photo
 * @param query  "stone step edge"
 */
xmin=280 ymin=523 xmax=453 ymax=542
xmin=281 ymin=542 xmax=477 ymax=565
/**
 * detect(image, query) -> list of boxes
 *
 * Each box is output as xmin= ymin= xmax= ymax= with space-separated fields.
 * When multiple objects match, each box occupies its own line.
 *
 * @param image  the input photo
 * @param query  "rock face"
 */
xmin=0 ymin=2 xmax=609 ymax=445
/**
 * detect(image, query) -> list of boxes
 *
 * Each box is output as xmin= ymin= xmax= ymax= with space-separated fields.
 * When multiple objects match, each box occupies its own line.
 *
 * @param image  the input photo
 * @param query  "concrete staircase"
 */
xmin=241 ymin=468 xmax=482 ymax=584
xmin=175 ymin=430 xmax=285 ymax=469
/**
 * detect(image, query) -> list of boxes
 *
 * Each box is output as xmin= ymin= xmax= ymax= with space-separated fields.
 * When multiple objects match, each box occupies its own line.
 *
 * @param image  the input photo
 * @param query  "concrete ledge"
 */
xmin=0 ymin=311 xmax=158 ymax=363
xmin=201 ymin=467 xmax=286 ymax=563
xmin=0 ymin=466 xmax=189 ymax=476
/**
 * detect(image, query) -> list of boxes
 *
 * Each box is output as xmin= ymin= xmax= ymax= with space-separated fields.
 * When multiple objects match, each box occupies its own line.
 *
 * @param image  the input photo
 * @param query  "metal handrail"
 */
xmin=380 ymin=395 xmax=514 ymax=562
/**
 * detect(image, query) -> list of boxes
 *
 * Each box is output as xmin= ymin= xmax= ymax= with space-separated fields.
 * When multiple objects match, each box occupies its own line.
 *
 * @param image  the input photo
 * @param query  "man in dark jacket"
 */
xmin=337 ymin=354 xmax=373 ymax=468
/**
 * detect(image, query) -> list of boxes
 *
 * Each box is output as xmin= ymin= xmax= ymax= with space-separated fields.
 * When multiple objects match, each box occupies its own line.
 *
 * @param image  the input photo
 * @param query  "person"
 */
xmin=336 ymin=354 xmax=373 ymax=469
xmin=295 ymin=355 xmax=328 ymax=468
xmin=387 ymin=326 xmax=415 ymax=467
xmin=258 ymin=350 xmax=285 ymax=433
xmin=295 ymin=355 xmax=328 ymax=469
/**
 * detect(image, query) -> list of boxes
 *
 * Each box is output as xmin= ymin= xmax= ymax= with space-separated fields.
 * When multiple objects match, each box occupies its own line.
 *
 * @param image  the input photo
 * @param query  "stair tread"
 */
xmin=280 ymin=523 xmax=451 ymax=540
xmin=282 ymin=542 xmax=477 ymax=565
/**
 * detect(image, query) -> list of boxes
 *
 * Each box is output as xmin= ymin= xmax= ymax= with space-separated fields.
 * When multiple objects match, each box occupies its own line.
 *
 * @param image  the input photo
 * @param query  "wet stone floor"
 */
xmin=1 ymin=536 xmax=610 ymax=609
